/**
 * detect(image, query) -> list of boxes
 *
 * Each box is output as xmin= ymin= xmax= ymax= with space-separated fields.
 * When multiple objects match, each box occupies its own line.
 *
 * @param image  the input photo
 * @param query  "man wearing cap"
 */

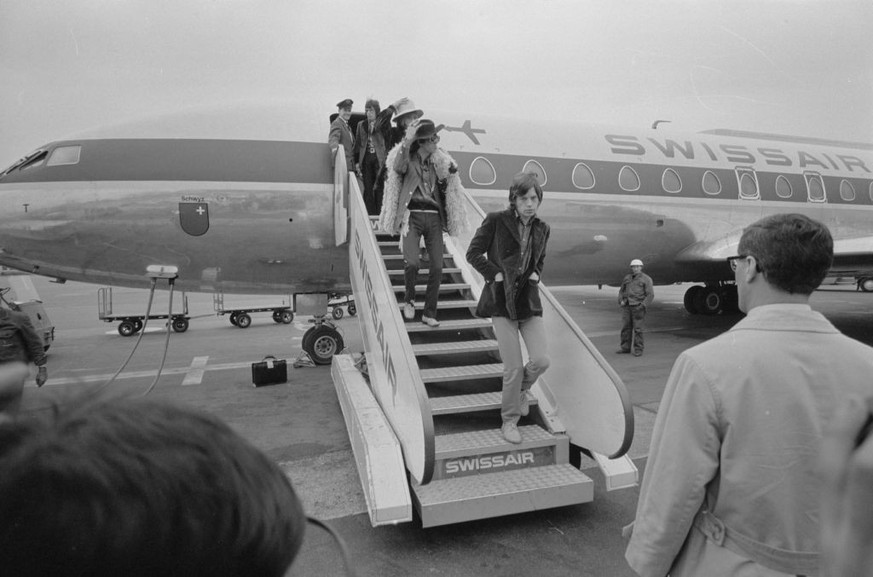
xmin=617 ymin=258 xmax=654 ymax=356
xmin=379 ymin=118 xmax=466 ymax=328
xmin=328 ymin=99 xmax=356 ymax=173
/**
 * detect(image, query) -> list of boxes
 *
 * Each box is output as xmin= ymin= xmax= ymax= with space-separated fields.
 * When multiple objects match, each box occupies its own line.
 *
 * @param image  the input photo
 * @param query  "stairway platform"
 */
xmin=412 ymin=340 xmax=499 ymax=356
xmin=420 ymin=363 xmax=503 ymax=383
xmin=430 ymin=391 xmax=538 ymax=415
xmin=411 ymin=464 xmax=594 ymax=527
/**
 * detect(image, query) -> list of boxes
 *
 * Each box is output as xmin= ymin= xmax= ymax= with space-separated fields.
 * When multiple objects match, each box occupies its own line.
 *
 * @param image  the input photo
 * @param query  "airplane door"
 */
xmin=334 ymin=149 xmax=349 ymax=246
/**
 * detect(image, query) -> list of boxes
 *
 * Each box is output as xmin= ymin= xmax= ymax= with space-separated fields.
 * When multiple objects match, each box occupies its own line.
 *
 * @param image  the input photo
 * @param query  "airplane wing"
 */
xmin=674 ymin=230 xmax=873 ymax=276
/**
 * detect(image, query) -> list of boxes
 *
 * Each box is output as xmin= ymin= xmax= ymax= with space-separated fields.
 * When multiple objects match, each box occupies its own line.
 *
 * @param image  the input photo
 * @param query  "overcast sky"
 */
xmin=1 ymin=0 xmax=871 ymax=168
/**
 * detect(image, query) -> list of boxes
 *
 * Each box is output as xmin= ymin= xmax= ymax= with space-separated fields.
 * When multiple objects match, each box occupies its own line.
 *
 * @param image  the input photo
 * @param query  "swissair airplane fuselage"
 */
xmin=1 ymin=103 xmax=872 ymax=310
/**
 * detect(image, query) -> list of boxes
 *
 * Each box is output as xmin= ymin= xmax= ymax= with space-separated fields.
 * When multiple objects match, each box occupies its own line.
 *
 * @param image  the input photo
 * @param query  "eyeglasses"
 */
xmin=419 ymin=135 xmax=440 ymax=144
xmin=727 ymin=254 xmax=755 ymax=271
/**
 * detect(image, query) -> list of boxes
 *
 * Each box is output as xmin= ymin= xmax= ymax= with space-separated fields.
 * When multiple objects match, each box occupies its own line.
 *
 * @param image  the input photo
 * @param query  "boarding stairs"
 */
xmin=331 ymin=157 xmax=637 ymax=527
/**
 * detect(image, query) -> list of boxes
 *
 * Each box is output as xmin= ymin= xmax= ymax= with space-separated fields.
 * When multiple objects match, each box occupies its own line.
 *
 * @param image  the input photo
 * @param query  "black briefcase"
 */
xmin=251 ymin=355 xmax=287 ymax=387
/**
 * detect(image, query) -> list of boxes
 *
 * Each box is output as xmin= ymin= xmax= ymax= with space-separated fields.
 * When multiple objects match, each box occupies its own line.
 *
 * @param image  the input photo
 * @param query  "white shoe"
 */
xmin=520 ymin=390 xmax=532 ymax=417
xmin=421 ymin=315 xmax=440 ymax=328
xmin=403 ymin=302 xmax=415 ymax=320
xmin=501 ymin=422 xmax=522 ymax=444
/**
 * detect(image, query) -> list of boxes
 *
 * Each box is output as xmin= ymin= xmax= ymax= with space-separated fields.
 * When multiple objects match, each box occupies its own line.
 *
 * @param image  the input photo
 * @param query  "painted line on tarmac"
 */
xmin=44 ymin=349 xmax=303 ymax=387
xmin=181 ymin=355 xmax=209 ymax=386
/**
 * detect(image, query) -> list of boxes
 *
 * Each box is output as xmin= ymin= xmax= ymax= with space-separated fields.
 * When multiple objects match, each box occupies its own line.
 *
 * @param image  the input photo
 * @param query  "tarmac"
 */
xmin=17 ymin=275 xmax=873 ymax=577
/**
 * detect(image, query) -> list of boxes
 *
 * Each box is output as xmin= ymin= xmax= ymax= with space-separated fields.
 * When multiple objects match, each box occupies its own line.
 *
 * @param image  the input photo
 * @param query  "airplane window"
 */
xmin=702 ymin=170 xmax=721 ymax=195
xmin=572 ymin=163 xmax=595 ymax=189
xmin=662 ymin=168 xmax=681 ymax=193
xmin=469 ymin=156 xmax=496 ymax=186
xmin=619 ymin=166 xmax=640 ymax=191
xmin=46 ymin=145 xmax=81 ymax=167
xmin=805 ymin=173 xmax=825 ymax=202
xmin=736 ymin=169 xmax=759 ymax=200
xmin=522 ymin=160 xmax=547 ymax=185
xmin=775 ymin=175 xmax=792 ymax=199
xmin=839 ymin=179 xmax=856 ymax=202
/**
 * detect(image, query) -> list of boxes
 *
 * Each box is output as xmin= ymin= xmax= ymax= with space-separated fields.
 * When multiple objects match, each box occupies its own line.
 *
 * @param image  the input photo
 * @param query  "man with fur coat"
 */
xmin=378 ymin=118 xmax=466 ymax=328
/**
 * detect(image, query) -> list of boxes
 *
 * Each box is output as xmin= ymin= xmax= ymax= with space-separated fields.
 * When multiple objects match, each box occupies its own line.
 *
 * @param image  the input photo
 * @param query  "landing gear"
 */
xmin=302 ymin=318 xmax=345 ymax=365
xmin=683 ymin=284 xmax=739 ymax=315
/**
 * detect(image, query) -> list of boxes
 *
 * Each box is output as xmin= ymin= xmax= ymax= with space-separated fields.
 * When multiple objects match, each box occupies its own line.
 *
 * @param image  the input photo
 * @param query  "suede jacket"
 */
xmin=466 ymin=209 xmax=550 ymax=320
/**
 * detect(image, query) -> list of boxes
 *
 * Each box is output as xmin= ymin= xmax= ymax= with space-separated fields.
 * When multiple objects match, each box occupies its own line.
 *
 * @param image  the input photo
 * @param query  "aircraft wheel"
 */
xmin=280 ymin=310 xmax=294 ymax=324
xmin=172 ymin=317 xmax=189 ymax=333
xmin=303 ymin=325 xmax=344 ymax=365
xmin=332 ymin=306 xmax=344 ymax=320
xmin=683 ymin=286 xmax=702 ymax=314
xmin=693 ymin=286 xmax=723 ymax=315
xmin=347 ymin=303 xmax=356 ymax=316
xmin=118 ymin=321 xmax=136 ymax=337
xmin=133 ymin=320 xmax=144 ymax=333
xmin=859 ymin=277 xmax=873 ymax=292
xmin=236 ymin=312 xmax=252 ymax=328
xmin=229 ymin=313 xmax=239 ymax=326
xmin=272 ymin=310 xmax=283 ymax=323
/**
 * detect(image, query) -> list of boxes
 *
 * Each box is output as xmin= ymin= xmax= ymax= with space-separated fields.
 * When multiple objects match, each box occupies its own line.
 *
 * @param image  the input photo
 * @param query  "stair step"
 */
xmin=387 ymin=267 xmax=461 ymax=276
xmin=392 ymin=283 xmax=469 ymax=293
xmin=420 ymin=363 xmax=503 ymax=383
xmin=430 ymin=391 xmax=538 ymax=415
xmin=435 ymin=425 xmax=555 ymax=458
xmin=411 ymin=464 xmax=594 ymax=527
xmin=397 ymin=299 xmax=478 ymax=311
xmin=412 ymin=340 xmax=498 ymax=356
xmin=382 ymin=254 xmax=451 ymax=261
xmin=405 ymin=318 xmax=492 ymax=333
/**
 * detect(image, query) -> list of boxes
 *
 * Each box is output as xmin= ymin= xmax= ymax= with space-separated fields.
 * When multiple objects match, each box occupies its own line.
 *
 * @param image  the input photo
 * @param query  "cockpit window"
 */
xmin=46 ymin=145 xmax=81 ymax=167
xmin=1 ymin=149 xmax=47 ymax=175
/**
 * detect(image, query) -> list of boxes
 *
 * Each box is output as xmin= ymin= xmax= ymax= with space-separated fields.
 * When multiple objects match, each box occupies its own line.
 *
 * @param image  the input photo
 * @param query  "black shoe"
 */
xmin=633 ymin=351 xmax=643 ymax=357
xmin=616 ymin=349 xmax=630 ymax=354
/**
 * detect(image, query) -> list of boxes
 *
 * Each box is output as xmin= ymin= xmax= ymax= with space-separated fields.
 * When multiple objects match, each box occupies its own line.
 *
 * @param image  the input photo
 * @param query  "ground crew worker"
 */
xmin=617 ymin=258 xmax=654 ymax=356
xmin=0 ymin=304 xmax=47 ymax=415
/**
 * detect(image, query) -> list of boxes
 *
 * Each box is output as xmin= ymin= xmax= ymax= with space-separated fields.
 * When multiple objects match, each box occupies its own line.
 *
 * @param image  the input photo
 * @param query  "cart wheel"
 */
xmin=332 ymin=306 xmax=344 ymax=320
xmin=236 ymin=312 xmax=252 ymax=328
xmin=281 ymin=310 xmax=294 ymax=324
xmin=272 ymin=310 xmax=283 ymax=323
xmin=229 ymin=313 xmax=238 ymax=326
xmin=302 ymin=325 xmax=344 ymax=365
xmin=347 ymin=303 xmax=356 ymax=316
xmin=118 ymin=321 xmax=136 ymax=337
xmin=172 ymin=317 xmax=189 ymax=333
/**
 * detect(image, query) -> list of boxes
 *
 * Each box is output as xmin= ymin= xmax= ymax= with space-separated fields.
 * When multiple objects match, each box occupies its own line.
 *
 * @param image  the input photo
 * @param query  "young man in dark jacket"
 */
xmin=466 ymin=172 xmax=551 ymax=444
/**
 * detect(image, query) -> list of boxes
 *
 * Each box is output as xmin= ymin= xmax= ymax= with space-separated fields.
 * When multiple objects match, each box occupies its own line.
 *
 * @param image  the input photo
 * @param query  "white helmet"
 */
xmin=630 ymin=259 xmax=644 ymax=267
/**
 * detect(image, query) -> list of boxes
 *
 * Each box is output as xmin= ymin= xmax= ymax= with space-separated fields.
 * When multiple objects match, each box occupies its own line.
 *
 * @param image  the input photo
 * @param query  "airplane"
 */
xmin=2 ymin=100 xmax=873 ymax=363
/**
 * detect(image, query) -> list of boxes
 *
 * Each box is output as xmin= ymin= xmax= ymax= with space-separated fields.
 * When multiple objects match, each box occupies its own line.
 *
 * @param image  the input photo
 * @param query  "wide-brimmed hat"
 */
xmin=414 ymin=119 xmax=443 ymax=141
xmin=394 ymin=99 xmax=423 ymax=121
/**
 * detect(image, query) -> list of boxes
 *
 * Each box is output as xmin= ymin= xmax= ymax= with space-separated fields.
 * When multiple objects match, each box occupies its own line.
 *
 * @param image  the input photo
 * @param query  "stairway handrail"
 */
xmin=346 ymin=175 xmax=435 ymax=484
